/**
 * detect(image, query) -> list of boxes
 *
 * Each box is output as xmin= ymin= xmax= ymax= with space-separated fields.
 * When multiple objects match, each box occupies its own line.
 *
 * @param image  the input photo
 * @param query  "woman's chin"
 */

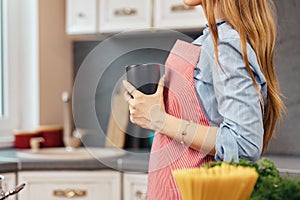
xmin=183 ymin=0 xmax=202 ymax=6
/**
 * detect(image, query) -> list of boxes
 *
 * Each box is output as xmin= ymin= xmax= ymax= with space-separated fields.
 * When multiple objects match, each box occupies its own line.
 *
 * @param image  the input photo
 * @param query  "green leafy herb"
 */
xmin=206 ymin=158 xmax=300 ymax=200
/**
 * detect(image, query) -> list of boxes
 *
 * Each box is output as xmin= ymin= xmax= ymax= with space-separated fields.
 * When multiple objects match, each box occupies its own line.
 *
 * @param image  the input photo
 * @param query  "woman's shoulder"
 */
xmin=193 ymin=23 xmax=241 ymax=51
xmin=194 ymin=22 xmax=261 ymax=68
xmin=217 ymin=24 xmax=267 ymax=86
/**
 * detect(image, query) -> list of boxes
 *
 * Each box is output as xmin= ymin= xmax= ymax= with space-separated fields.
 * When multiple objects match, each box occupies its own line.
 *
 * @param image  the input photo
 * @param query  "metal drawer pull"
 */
xmin=77 ymin=12 xmax=86 ymax=18
xmin=53 ymin=189 xmax=87 ymax=198
xmin=171 ymin=4 xmax=195 ymax=12
xmin=114 ymin=8 xmax=137 ymax=16
xmin=136 ymin=190 xmax=147 ymax=200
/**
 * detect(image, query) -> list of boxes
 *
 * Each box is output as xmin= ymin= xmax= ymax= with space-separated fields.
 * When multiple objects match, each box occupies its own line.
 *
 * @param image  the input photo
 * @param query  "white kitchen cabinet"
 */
xmin=66 ymin=0 xmax=206 ymax=35
xmin=18 ymin=171 xmax=121 ymax=200
xmin=0 ymin=173 xmax=16 ymax=200
xmin=123 ymin=173 xmax=148 ymax=200
xmin=153 ymin=0 xmax=206 ymax=29
xmin=98 ymin=0 xmax=152 ymax=33
xmin=66 ymin=0 xmax=97 ymax=34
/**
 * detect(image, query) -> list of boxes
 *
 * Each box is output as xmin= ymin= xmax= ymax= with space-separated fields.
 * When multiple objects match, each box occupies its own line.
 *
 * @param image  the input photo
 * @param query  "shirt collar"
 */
xmin=205 ymin=19 xmax=227 ymax=28
xmin=193 ymin=20 xmax=227 ymax=46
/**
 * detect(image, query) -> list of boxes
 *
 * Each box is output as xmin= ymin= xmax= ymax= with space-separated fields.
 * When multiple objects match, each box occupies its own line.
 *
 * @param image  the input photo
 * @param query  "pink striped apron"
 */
xmin=147 ymin=40 xmax=214 ymax=200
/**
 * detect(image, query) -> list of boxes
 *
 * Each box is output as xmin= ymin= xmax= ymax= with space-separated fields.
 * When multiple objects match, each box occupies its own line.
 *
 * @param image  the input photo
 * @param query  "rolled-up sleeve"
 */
xmin=212 ymin=42 xmax=264 ymax=162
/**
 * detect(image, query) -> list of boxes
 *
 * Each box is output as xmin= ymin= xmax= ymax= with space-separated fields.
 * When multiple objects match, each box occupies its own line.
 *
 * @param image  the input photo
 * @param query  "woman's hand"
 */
xmin=123 ymin=77 xmax=166 ymax=132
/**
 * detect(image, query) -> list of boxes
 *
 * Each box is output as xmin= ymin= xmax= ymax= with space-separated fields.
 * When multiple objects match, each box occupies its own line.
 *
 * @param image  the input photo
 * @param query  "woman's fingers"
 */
xmin=123 ymin=76 xmax=164 ymax=98
xmin=129 ymin=115 xmax=149 ymax=129
xmin=122 ymin=80 xmax=141 ymax=97
xmin=122 ymin=77 xmax=166 ymax=131
xmin=124 ymin=91 xmax=131 ymax=102
xmin=155 ymin=75 xmax=165 ymax=95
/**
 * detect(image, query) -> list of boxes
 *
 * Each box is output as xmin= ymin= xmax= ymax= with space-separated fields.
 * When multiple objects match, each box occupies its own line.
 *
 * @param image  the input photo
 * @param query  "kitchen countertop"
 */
xmin=0 ymin=161 xmax=18 ymax=173
xmin=0 ymin=148 xmax=150 ymax=173
xmin=1 ymin=148 xmax=300 ymax=177
xmin=263 ymin=154 xmax=300 ymax=179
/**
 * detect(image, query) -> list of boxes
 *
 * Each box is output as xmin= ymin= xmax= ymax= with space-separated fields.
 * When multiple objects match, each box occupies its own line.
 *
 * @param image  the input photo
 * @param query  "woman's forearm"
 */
xmin=159 ymin=114 xmax=218 ymax=156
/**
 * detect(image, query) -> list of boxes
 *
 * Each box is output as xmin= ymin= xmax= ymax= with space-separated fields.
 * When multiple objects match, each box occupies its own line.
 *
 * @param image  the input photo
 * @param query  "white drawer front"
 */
xmin=153 ymin=0 xmax=207 ymax=29
xmin=123 ymin=173 xmax=148 ymax=200
xmin=18 ymin=171 xmax=121 ymax=200
xmin=28 ymin=183 xmax=112 ymax=200
xmin=99 ymin=0 xmax=152 ymax=33
xmin=66 ymin=0 xmax=97 ymax=34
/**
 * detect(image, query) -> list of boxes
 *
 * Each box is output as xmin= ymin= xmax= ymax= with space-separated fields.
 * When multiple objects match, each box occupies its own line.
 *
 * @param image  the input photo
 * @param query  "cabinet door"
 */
xmin=18 ymin=171 xmax=121 ymax=200
xmin=99 ymin=0 xmax=152 ymax=33
xmin=66 ymin=0 xmax=97 ymax=34
xmin=1 ymin=173 xmax=16 ymax=200
xmin=153 ymin=0 xmax=207 ymax=29
xmin=123 ymin=173 xmax=148 ymax=200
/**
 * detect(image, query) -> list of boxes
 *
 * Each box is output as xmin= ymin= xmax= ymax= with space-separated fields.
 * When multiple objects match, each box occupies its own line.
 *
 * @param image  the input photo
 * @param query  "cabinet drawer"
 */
xmin=123 ymin=173 xmax=148 ymax=200
xmin=99 ymin=0 xmax=152 ymax=33
xmin=18 ymin=171 xmax=121 ymax=200
xmin=66 ymin=0 xmax=97 ymax=34
xmin=153 ymin=0 xmax=206 ymax=29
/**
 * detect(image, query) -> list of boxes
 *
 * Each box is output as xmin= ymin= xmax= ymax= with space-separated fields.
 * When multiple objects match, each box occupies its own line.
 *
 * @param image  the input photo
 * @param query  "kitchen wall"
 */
xmin=39 ymin=0 xmax=73 ymax=125
xmin=267 ymin=0 xmax=300 ymax=155
xmin=72 ymin=1 xmax=300 ymax=155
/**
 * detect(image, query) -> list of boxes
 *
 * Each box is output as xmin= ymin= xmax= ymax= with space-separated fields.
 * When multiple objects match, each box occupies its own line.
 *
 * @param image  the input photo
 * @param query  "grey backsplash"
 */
xmin=73 ymin=0 xmax=300 ymax=156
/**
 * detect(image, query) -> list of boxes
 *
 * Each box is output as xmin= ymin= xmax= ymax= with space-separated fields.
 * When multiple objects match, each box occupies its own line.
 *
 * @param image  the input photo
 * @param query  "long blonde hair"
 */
xmin=201 ymin=0 xmax=285 ymax=153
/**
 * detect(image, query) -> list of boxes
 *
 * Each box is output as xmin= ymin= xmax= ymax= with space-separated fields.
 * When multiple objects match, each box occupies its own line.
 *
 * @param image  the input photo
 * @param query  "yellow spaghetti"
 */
xmin=172 ymin=163 xmax=258 ymax=200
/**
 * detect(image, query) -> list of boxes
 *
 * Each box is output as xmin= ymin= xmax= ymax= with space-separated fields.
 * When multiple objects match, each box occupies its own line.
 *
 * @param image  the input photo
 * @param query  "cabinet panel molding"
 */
xmin=18 ymin=171 xmax=121 ymax=200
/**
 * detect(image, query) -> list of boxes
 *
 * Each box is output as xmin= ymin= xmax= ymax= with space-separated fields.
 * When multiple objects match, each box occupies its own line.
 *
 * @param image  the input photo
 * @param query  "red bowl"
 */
xmin=36 ymin=125 xmax=63 ymax=148
xmin=14 ymin=130 xmax=41 ymax=149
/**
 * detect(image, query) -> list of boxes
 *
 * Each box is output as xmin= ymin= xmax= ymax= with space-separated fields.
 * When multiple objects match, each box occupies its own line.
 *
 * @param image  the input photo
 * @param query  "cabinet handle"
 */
xmin=114 ymin=8 xmax=137 ymax=16
xmin=136 ymin=190 xmax=147 ymax=200
xmin=53 ymin=189 xmax=87 ymax=198
xmin=171 ymin=4 xmax=195 ymax=12
xmin=77 ymin=12 xmax=86 ymax=18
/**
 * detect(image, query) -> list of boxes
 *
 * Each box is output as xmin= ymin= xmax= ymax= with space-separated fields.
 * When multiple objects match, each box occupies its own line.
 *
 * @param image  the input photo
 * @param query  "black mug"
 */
xmin=126 ymin=63 xmax=161 ymax=95
xmin=125 ymin=63 xmax=161 ymax=150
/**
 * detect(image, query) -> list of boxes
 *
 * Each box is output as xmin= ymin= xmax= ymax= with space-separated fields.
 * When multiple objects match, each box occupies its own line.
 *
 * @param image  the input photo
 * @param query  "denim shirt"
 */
xmin=193 ymin=22 xmax=267 ymax=162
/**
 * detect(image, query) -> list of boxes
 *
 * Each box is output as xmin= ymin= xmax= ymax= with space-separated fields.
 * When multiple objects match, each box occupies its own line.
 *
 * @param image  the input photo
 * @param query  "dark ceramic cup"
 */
xmin=126 ymin=63 xmax=161 ymax=95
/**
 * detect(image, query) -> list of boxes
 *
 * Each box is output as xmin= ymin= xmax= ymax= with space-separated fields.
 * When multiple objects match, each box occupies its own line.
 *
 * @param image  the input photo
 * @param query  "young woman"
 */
xmin=123 ymin=0 xmax=285 ymax=199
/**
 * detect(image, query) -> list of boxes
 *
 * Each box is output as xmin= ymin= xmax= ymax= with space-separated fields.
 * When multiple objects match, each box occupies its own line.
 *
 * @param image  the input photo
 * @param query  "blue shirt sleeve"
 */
xmin=212 ymin=42 xmax=264 ymax=162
